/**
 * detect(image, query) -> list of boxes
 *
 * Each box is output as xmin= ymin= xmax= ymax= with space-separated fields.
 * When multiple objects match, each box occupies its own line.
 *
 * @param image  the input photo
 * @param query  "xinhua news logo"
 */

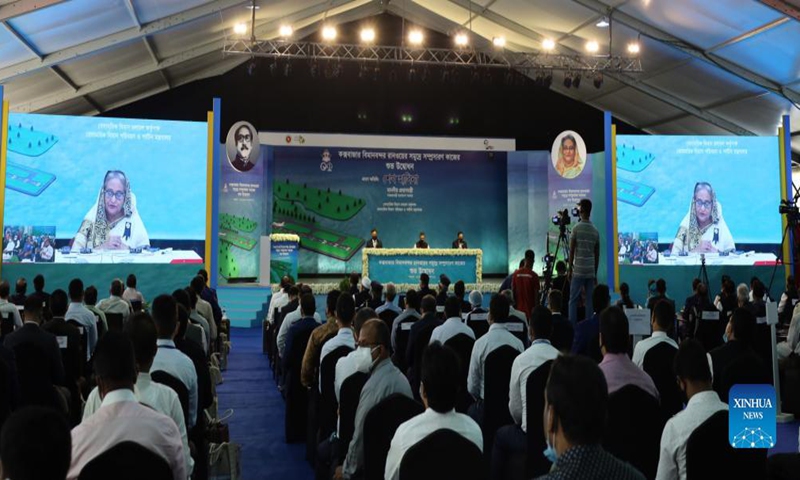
xmin=728 ymin=384 xmax=776 ymax=449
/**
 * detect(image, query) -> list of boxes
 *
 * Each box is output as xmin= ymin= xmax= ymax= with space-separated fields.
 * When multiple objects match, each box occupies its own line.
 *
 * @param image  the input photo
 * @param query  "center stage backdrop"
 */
xmin=271 ymin=146 xmax=508 ymax=275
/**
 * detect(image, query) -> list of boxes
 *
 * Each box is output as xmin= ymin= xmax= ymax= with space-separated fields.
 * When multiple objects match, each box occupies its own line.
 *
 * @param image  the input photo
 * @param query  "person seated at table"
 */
xmin=452 ymin=231 xmax=468 ymax=249
xmin=38 ymin=237 xmax=54 ymax=262
xmin=366 ymin=229 xmax=382 ymax=249
xmin=72 ymin=170 xmax=150 ymax=251
xmin=414 ymin=232 xmax=429 ymax=249
xmin=670 ymin=182 xmax=735 ymax=255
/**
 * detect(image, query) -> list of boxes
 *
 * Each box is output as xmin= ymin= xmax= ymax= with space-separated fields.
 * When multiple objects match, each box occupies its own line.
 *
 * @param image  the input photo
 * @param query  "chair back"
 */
xmin=284 ymin=325 xmax=314 ymax=443
xmin=151 ymin=370 xmax=190 ymax=425
xmin=409 ymin=323 xmax=437 ymax=401
xmin=399 ymin=429 xmax=484 ymax=480
xmin=318 ymin=345 xmax=353 ymax=438
xmin=379 ymin=309 xmax=399 ymax=334
xmin=78 ymin=441 xmax=171 ymax=480
xmin=105 ymin=313 xmax=123 ymax=332
xmin=0 ymin=312 xmax=13 ymax=340
xmin=604 ymin=385 xmax=665 ymax=480
xmin=130 ymin=300 xmax=143 ymax=312
xmin=642 ymin=341 xmax=683 ymax=419
xmin=483 ymin=345 xmax=520 ymax=451
xmin=93 ymin=313 xmax=107 ymax=339
xmin=66 ymin=319 xmax=88 ymax=362
xmin=0 ymin=354 xmax=11 ymax=429
xmin=363 ymin=393 xmax=424 ymax=480
xmin=686 ymin=410 xmax=767 ymax=479
xmin=338 ymin=372 xmax=368 ymax=449
xmin=466 ymin=310 xmax=489 ymax=339
xmin=525 ymin=360 xmax=553 ymax=478
xmin=444 ymin=333 xmax=475 ymax=413
xmin=694 ymin=307 xmax=723 ymax=352
xmin=392 ymin=317 xmax=416 ymax=370
xmin=504 ymin=317 xmax=528 ymax=345
xmin=11 ymin=341 xmax=63 ymax=410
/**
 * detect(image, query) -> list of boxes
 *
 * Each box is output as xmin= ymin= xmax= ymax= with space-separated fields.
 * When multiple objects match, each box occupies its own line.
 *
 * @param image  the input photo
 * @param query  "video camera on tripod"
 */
xmin=551 ymin=207 xmax=580 ymax=229
xmin=779 ymin=199 xmax=800 ymax=225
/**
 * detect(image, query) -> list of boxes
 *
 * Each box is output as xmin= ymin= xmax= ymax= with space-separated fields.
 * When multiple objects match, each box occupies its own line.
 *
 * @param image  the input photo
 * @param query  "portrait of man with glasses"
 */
xmin=228 ymin=123 xmax=259 ymax=173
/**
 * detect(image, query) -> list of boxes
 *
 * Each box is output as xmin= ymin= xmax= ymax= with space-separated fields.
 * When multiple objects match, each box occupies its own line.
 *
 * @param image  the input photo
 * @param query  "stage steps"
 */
xmin=217 ymin=286 xmax=272 ymax=328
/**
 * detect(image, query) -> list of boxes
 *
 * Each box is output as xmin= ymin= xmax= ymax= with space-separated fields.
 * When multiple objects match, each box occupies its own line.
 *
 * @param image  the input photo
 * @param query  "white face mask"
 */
xmin=354 ymin=346 xmax=379 ymax=373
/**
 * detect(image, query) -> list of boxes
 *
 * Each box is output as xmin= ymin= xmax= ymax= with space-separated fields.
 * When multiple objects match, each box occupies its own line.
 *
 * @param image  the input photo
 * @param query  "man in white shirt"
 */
xmin=97 ymin=279 xmax=132 ymax=323
xmin=150 ymin=294 xmax=199 ymax=429
xmin=82 ymin=312 xmax=193 ymax=475
xmin=493 ymin=305 xmax=560 ymax=478
xmin=185 ymin=288 xmax=211 ymax=350
xmin=633 ymin=300 xmax=679 ymax=367
xmin=68 ymin=332 xmax=186 ymax=480
xmin=778 ymin=302 xmax=800 ymax=359
xmin=375 ymin=283 xmax=402 ymax=316
xmin=334 ymin=307 xmax=379 ymax=402
xmin=65 ymin=279 xmax=98 ymax=361
xmin=430 ymin=296 xmax=475 ymax=345
xmin=267 ymin=279 xmax=292 ymax=324
xmin=278 ymin=286 xmax=322 ymax=358
xmin=191 ymin=276 xmax=217 ymax=343
xmin=467 ymin=294 xmax=525 ymax=423
xmin=656 ymin=339 xmax=727 ymax=480
xmin=385 ymin=342 xmax=482 ymax=480
xmin=122 ymin=273 xmax=145 ymax=304
xmin=0 ymin=280 xmax=22 ymax=330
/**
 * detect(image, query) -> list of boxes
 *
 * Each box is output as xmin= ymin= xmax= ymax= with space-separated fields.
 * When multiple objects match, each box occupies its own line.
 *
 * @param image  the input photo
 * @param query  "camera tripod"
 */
xmin=540 ymin=225 xmax=570 ymax=305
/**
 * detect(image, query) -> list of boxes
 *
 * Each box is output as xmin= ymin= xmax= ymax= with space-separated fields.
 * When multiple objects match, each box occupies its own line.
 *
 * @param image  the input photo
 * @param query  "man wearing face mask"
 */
xmin=656 ymin=339 xmax=727 ymax=480
xmin=334 ymin=320 xmax=412 ymax=480
xmin=539 ymin=354 xmax=645 ymax=480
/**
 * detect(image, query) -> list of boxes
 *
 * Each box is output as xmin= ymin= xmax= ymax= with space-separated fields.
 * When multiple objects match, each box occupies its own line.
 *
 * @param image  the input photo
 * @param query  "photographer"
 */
xmin=568 ymin=199 xmax=600 ymax=326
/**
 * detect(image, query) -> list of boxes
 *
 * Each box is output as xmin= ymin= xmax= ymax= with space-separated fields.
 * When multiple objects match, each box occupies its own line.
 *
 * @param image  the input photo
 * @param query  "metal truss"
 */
xmin=223 ymin=39 xmax=643 ymax=73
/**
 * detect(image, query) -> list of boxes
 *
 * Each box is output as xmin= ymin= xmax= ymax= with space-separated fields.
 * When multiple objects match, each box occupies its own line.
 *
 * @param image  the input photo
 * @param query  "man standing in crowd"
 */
xmin=569 ymin=199 xmax=600 ymax=325
xmin=512 ymin=249 xmax=539 ymax=320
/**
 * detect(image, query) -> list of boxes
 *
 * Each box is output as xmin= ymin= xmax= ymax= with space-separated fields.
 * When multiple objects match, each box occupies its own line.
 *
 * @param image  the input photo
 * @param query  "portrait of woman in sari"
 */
xmin=72 ymin=170 xmax=150 ymax=251
xmin=671 ymin=182 xmax=735 ymax=255
xmin=554 ymin=134 xmax=586 ymax=179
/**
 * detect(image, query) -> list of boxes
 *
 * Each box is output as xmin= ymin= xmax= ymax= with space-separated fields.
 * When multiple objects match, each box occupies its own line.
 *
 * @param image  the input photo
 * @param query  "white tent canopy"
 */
xmin=0 ymin=0 xmax=798 ymax=156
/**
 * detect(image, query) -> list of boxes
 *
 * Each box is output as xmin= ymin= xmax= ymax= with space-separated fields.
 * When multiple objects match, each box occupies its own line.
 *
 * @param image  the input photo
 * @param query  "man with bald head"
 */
xmin=334 ymin=319 xmax=412 ymax=480
xmin=97 ymin=278 xmax=131 ymax=323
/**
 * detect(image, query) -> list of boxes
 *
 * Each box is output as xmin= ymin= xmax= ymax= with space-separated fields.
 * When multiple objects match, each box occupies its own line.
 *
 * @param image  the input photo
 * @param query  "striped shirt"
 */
xmin=571 ymin=220 xmax=599 ymax=278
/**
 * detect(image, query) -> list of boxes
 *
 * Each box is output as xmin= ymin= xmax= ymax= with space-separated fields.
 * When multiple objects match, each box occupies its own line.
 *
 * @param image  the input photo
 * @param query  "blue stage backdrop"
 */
xmin=271 ymin=147 xmax=508 ymax=275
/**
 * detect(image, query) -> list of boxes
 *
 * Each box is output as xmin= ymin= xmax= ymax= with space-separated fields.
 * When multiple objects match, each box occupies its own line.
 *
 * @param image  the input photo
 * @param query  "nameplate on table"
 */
xmin=57 ymin=336 xmax=68 ymax=349
xmin=701 ymin=311 xmax=720 ymax=321
xmin=624 ymin=308 xmax=651 ymax=336
xmin=401 ymin=322 xmax=414 ymax=331
xmin=506 ymin=323 xmax=524 ymax=332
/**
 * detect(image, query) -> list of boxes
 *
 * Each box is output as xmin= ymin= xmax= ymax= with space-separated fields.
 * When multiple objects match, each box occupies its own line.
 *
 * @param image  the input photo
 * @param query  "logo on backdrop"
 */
xmin=551 ymin=130 xmax=587 ymax=180
xmin=225 ymin=121 xmax=260 ymax=173
xmin=729 ymin=384 xmax=776 ymax=448
xmin=320 ymin=149 xmax=333 ymax=172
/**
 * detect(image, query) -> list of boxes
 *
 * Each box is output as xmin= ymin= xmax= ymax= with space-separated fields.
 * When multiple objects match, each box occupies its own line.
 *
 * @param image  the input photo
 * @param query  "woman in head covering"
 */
xmin=72 ymin=170 xmax=150 ymax=251
xmin=671 ymin=182 xmax=735 ymax=255
xmin=555 ymin=134 xmax=585 ymax=179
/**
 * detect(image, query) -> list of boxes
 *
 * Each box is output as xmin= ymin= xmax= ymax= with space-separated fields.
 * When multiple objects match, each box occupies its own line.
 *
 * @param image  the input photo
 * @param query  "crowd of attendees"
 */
xmin=0 ymin=269 xmax=224 ymax=480
xmin=264 ymin=262 xmax=800 ymax=480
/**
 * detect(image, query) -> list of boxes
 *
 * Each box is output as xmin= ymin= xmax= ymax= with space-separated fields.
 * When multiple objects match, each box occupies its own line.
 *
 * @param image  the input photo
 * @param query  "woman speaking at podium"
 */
xmin=671 ymin=181 xmax=735 ymax=255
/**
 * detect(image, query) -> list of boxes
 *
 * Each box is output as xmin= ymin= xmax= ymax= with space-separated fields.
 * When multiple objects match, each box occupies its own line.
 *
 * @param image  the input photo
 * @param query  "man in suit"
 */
xmin=4 ymin=295 xmax=64 ymax=387
xmin=415 ymin=232 xmax=429 ymax=249
xmin=571 ymin=284 xmax=610 ymax=363
xmin=231 ymin=125 xmax=255 ymax=172
xmin=452 ymin=231 xmax=468 ymax=249
xmin=354 ymin=279 xmax=371 ymax=310
xmin=283 ymin=294 xmax=320 ymax=373
xmin=405 ymin=295 xmax=442 ymax=397
xmin=367 ymin=229 xmax=382 ymax=249
xmin=708 ymin=308 xmax=769 ymax=402
xmin=279 ymin=286 xmax=300 ymax=324
xmin=0 ymin=406 xmax=72 ymax=480
xmin=548 ymin=290 xmax=574 ymax=353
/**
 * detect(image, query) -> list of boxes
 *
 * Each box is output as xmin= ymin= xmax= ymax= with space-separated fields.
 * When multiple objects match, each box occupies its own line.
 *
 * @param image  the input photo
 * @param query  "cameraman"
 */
xmin=568 ymin=199 xmax=600 ymax=326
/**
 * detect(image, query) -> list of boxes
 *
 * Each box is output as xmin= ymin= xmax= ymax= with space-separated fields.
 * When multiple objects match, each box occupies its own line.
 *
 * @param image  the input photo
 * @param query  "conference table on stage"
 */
xmin=654 ymin=252 xmax=778 ymax=266
xmin=363 ymin=247 xmax=483 ymax=285
xmin=46 ymin=249 xmax=203 ymax=264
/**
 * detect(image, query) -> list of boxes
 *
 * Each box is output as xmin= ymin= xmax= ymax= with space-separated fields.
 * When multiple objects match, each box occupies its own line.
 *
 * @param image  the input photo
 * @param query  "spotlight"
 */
xmin=596 ymin=17 xmax=609 ymax=28
xmin=573 ymin=73 xmax=581 ymax=89
xmin=247 ymin=59 xmax=256 ymax=76
xmin=563 ymin=72 xmax=572 ymax=88
xmin=542 ymin=38 xmax=556 ymax=51
xmin=593 ymin=72 xmax=604 ymax=89
xmin=234 ymin=23 xmax=247 ymax=35
xmin=543 ymin=70 xmax=553 ymax=88
xmin=322 ymin=25 xmax=337 ymax=41
xmin=492 ymin=36 xmax=506 ymax=48
xmin=408 ymin=29 xmax=424 ymax=46
xmin=627 ymin=42 xmax=640 ymax=54
xmin=455 ymin=33 xmax=469 ymax=47
xmin=283 ymin=62 xmax=291 ymax=77
xmin=408 ymin=66 xmax=417 ymax=82
xmin=269 ymin=61 xmax=277 ymax=77
xmin=585 ymin=40 xmax=599 ymax=53
xmin=279 ymin=25 xmax=293 ymax=38
xmin=360 ymin=28 xmax=376 ymax=43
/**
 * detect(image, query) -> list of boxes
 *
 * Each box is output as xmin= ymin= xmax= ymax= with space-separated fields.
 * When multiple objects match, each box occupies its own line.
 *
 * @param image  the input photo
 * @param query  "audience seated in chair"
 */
xmin=598 ymin=307 xmax=659 ymax=399
xmin=385 ymin=342 xmax=482 ymax=480
xmin=405 ymin=295 xmax=442 ymax=398
xmin=82 ymin=312 xmax=194 ymax=476
xmin=500 ymin=290 xmax=530 ymax=342
xmin=430 ymin=296 xmax=475 ymax=345
xmin=173 ymin=289 xmax=207 ymax=354
xmin=465 ymin=290 xmax=490 ymax=339
xmin=83 ymin=286 xmax=108 ymax=338
xmin=571 ymin=284 xmax=610 ymax=363
xmin=121 ymin=274 xmax=145 ymax=305
xmin=96 ymin=279 xmax=131 ymax=323
xmin=334 ymin=306 xmax=376 ymax=403
xmin=150 ymin=295 xmax=199 ymax=429
xmin=492 ymin=305 xmax=560 ymax=480
xmin=334 ymin=319 xmax=412 ymax=480
xmin=453 ymin=280 xmax=472 ymax=313
xmin=68 ymin=332 xmax=185 ymax=479
xmin=185 ymin=288 xmax=212 ymax=354
xmin=42 ymin=289 xmax=84 ymax=423
xmin=708 ymin=308 xmax=768 ymax=403
xmin=467 ymin=293 xmax=525 ymax=424
xmin=9 ymin=277 xmax=26 ymax=307
xmin=391 ymin=290 xmax=421 ymax=360
xmin=646 ymin=279 xmax=675 ymax=311
xmin=656 ymin=339 xmax=728 ymax=479
xmin=0 ymin=406 xmax=71 ymax=480
xmin=190 ymin=275 xmax=218 ymax=345
xmin=435 ymin=275 xmax=451 ymax=307
xmin=547 ymin=290 xmax=574 ymax=353
xmin=367 ymin=281 xmax=384 ymax=311
xmin=538 ymin=355 xmax=645 ymax=480
xmin=301 ymin=290 xmax=343 ymax=390
xmin=278 ymin=285 xmax=321 ymax=359
xmin=636 ymin=300 xmax=683 ymax=419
